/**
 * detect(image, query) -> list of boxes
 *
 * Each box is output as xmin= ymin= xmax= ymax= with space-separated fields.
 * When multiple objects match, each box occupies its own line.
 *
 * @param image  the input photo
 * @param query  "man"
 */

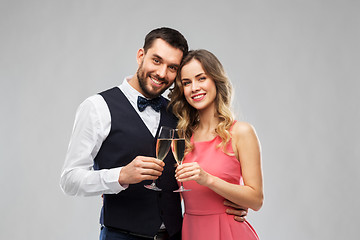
xmin=60 ymin=27 xmax=247 ymax=240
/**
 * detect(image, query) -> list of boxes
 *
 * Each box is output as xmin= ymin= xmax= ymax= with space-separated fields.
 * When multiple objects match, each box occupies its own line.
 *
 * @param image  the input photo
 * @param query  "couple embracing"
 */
xmin=60 ymin=27 xmax=263 ymax=240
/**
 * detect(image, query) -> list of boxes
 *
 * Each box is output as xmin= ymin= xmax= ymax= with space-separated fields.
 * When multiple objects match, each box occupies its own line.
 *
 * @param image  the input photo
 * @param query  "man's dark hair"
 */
xmin=143 ymin=27 xmax=188 ymax=58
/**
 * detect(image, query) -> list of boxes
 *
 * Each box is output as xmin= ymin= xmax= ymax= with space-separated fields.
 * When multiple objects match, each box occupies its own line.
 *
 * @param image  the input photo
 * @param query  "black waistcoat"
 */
xmin=95 ymin=87 xmax=182 ymax=237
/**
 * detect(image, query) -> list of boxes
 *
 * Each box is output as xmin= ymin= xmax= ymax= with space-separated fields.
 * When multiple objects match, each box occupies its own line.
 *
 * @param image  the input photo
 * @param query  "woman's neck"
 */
xmin=195 ymin=106 xmax=219 ymax=139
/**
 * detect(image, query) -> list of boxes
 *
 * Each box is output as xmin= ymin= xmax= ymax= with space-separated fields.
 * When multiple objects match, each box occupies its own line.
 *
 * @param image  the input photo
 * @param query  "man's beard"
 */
xmin=136 ymin=62 xmax=168 ymax=99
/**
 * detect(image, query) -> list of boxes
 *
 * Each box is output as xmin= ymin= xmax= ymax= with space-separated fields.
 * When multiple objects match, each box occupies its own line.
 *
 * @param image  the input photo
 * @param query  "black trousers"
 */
xmin=100 ymin=226 xmax=181 ymax=240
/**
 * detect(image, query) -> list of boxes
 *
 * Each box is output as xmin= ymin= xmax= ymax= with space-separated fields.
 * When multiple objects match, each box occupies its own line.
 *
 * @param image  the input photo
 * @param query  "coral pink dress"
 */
xmin=181 ymin=126 xmax=259 ymax=240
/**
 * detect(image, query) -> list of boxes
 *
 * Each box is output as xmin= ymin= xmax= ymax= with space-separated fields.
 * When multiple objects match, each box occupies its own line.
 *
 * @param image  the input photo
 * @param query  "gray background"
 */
xmin=0 ymin=0 xmax=359 ymax=239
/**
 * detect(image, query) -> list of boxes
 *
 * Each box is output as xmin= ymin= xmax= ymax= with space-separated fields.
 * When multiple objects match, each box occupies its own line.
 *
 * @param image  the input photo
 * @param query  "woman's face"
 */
xmin=180 ymin=59 xmax=217 ymax=112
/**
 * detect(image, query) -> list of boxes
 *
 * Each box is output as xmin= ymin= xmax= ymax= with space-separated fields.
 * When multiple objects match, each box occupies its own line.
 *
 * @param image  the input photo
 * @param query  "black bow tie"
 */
xmin=137 ymin=96 xmax=164 ymax=112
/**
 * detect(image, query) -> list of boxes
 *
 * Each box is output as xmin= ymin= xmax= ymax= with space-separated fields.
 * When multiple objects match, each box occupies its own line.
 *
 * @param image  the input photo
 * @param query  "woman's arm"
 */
xmin=175 ymin=121 xmax=263 ymax=211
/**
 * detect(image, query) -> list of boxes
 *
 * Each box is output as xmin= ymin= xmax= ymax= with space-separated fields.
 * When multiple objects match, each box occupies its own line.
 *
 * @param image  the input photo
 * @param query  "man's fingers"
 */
xmin=141 ymin=168 xmax=163 ymax=177
xmin=234 ymin=216 xmax=246 ymax=222
xmin=226 ymin=208 xmax=247 ymax=216
xmin=226 ymin=208 xmax=248 ymax=222
xmin=134 ymin=157 xmax=164 ymax=173
xmin=141 ymin=157 xmax=165 ymax=166
xmin=119 ymin=156 xmax=166 ymax=185
xmin=141 ymin=161 xmax=164 ymax=172
xmin=141 ymin=174 xmax=161 ymax=181
xmin=223 ymin=200 xmax=237 ymax=208
xmin=223 ymin=200 xmax=246 ymax=210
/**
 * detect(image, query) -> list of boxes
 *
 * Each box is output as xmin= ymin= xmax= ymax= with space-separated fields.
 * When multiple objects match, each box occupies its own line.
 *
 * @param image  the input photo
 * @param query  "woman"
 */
xmin=169 ymin=49 xmax=263 ymax=240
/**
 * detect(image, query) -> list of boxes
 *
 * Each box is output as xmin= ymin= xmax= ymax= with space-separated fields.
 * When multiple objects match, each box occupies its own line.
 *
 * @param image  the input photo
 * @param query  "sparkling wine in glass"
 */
xmin=144 ymin=126 xmax=172 ymax=191
xmin=172 ymin=129 xmax=191 ymax=192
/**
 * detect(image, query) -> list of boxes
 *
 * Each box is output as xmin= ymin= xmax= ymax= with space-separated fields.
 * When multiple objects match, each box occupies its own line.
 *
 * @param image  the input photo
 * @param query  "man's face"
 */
xmin=136 ymin=38 xmax=183 ymax=99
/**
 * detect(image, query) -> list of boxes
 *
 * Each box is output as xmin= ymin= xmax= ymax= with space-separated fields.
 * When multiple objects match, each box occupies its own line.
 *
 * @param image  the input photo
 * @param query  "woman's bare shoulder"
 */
xmin=232 ymin=121 xmax=256 ymax=139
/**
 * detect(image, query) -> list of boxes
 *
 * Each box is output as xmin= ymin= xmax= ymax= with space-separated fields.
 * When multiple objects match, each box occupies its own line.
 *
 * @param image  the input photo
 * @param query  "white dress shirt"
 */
xmin=60 ymin=76 xmax=161 ymax=196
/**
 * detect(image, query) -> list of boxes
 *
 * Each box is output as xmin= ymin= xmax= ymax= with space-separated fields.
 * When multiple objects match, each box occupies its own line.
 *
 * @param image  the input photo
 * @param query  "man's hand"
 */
xmin=118 ymin=156 xmax=165 ymax=185
xmin=224 ymin=200 xmax=248 ymax=222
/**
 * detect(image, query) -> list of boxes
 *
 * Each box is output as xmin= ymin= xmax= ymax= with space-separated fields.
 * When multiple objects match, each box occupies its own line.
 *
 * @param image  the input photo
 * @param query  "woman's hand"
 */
xmin=175 ymin=162 xmax=212 ymax=186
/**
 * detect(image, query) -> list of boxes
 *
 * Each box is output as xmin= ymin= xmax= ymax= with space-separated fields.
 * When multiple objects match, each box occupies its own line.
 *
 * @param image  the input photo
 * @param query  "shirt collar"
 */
xmin=119 ymin=75 xmax=147 ymax=106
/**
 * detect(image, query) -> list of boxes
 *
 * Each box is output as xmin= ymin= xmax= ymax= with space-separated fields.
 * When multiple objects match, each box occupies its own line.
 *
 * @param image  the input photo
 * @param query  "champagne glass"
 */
xmin=144 ymin=126 xmax=172 ymax=191
xmin=172 ymin=129 xmax=191 ymax=192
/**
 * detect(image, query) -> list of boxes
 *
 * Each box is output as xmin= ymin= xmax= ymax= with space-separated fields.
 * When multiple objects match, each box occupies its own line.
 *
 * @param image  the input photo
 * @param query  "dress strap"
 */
xmin=230 ymin=120 xmax=237 ymax=132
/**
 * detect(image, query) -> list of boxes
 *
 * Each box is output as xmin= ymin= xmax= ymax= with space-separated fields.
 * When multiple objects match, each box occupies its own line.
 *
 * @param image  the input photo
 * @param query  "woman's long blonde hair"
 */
xmin=169 ymin=49 xmax=234 ymax=154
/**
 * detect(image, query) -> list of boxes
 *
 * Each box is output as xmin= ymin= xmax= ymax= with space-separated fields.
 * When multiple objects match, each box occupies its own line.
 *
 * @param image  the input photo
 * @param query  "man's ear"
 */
xmin=136 ymin=48 xmax=145 ymax=65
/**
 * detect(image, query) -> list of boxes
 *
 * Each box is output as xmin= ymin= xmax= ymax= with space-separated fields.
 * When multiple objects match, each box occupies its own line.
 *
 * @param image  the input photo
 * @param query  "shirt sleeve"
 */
xmin=60 ymin=95 xmax=128 ymax=196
